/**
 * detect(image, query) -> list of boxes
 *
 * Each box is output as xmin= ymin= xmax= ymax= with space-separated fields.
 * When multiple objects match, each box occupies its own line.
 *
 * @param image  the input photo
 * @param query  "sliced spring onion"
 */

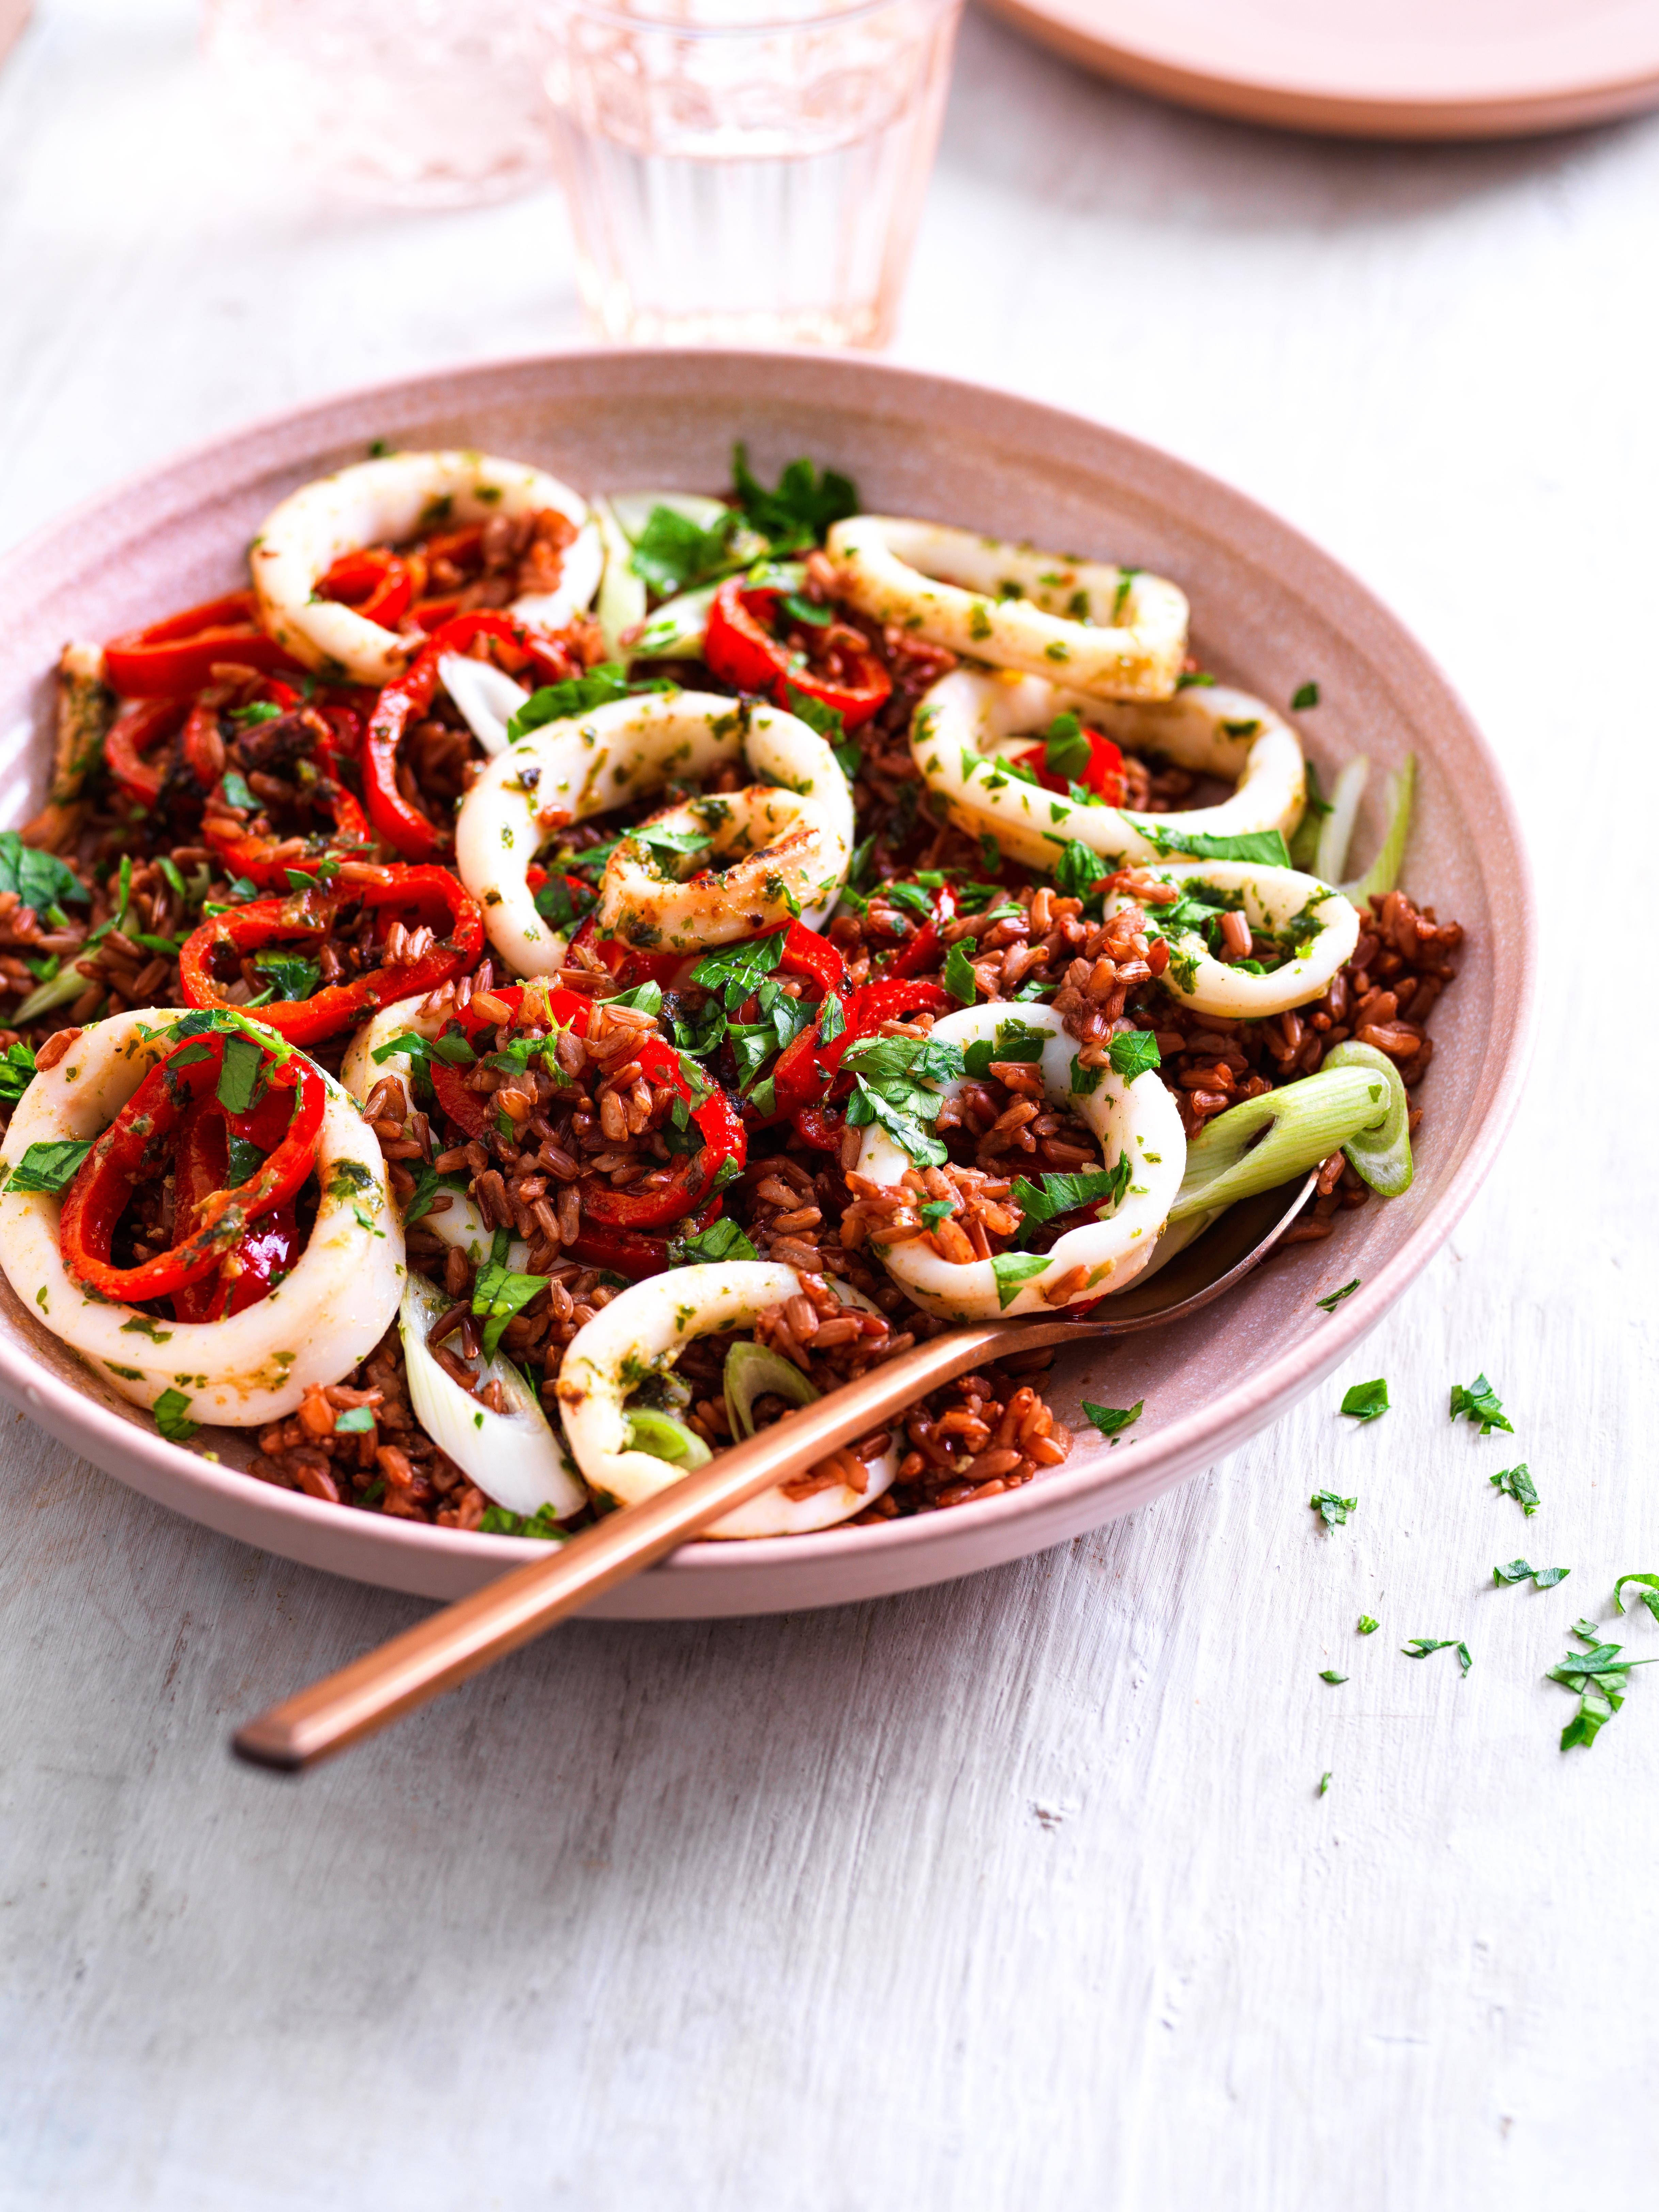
xmin=623 ymin=1406 xmax=712 ymax=1467
xmin=1322 ymin=1039 xmax=1413 ymax=1196
xmin=437 ymin=653 xmax=530 ymax=756
xmin=1341 ymin=753 xmax=1416 ymax=906
xmin=398 ymin=1269 xmax=585 ymax=1521
xmin=723 ymin=1340 xmax=818 ymax=1439
xmin=422 ymin=1190 xmax=529 ymax=1273
xmin=1314 ymin=756 xmax=1370 ymax=885
xmin=1287 ymin=759 xmax=1326 ymax=869
xmin=592 ymin=495 xmax=647 ymax=659
xmin=12 ymin=962 xmax=91 ymax=1026
xmin=1168 ymin=1064 xmax=1390 ymax=1222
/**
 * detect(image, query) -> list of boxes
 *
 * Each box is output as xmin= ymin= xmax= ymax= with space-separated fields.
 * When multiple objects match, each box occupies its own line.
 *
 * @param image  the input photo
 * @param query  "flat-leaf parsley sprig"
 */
xmin=1550 ymin=1616 xmax=1657 ymax=1751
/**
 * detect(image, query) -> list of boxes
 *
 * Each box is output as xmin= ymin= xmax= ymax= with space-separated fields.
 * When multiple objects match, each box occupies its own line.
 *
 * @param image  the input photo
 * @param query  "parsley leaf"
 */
xmin=690 ymin=930 xmax=787 ymax=1011
xmin=216 ymin=1031 xmax=265 ymax=1117
xmin=1082 ymin=1400 xmax=1142 ymax=1441
xmin=963 ymin=1018 xmax=1048 ymax=1078
xmin=152 ymin=1387 xmax=198 ymax=1443
xmin=629 ymin=503 xmax=740 ymax=595
xmin=333 ymin=1406 xmax=376 ymax=1434
xmin=5 ymin=1139 xmax=92 ymax=1194
xmin=252 ymin=949 xmax=321 ymax=1003
xmin=731 ymin=443 xmax=859 ymax=551
xmin=1613 ymin=1574 xmax=1659 ymax=1626
xmin=1010 ymin=1160 xmax=1131 ymax=1232
xmin=1053 ymin=839 xmax=1109 ymax=899
xmin=478 ymin=1500 xmax=568 ymax=1540
xmin=846 ymin=1076 xmax=947 ymax=1168
xmin=1175 ymin=670 xmax=1216 ymax=690
xmin=627 ymin=822 xmax=715 ymax=860
xmin=1310 ymin=1490 xmax=1357 ymax=1528
xmin=1494 ymin=1560 xmax=1570 ymax=1588
xmin=1316 ymin=1278 xmax=1360 ymax=1313
xmin=841 ymin=1034 xmax=964 ymax=1088
xmin=1319 ymin=1670 xmax=1348 ymax=1685
xmin=1131 ymin=824 xmax=1293 ymax=868
xmin=0 ymin=832 xmax=89 ymax=915
xmin=402 ymin=1161 xmax=470 ymax=1228
xmin=1402 ymin=1639 xmax=1472 ymax=1677
xmin=1043 ymin=712 xmax=1092 ymax=783
xmin=471 ymin=1256 xmax=551 ymax=1363
xmin=1340 ymin=1378 xmax=1389 ymax=1423
xmin=783 ymin=685 xmax=846 ymax=743
xmin=1292 ymin=681 xmax=1321 ymax=710
xmin=1550 ymin=1618 xmax=1656 ymax=1750
xmin=944 ymin=942 xmax=979 ymax=1005
xmin=988 ymin=1250 xmax=1052 ymax=1308
xmin=669 ymin=1214 xmax=759 ymax=1266
xmin=0 ymin=1039 xmax=37 ymax=1103
xmin=505 ymin=663 xmax=670 ymax=742
xmin=1357 ymin=1615 xmax=1379 ymax=1635
xmin=1107 ymin=1029 xmax=1160 ymax=1080
xmin=533 ymin=873 xmax=597 ymax=932
xmin=1450 ymin=1372 xmax=1513 ymax=1436
xmin=1318 ymin=1771 xmax=1332 ymax=1796
xmin=1489 ymin=1463 xmax=1538 ymax=1515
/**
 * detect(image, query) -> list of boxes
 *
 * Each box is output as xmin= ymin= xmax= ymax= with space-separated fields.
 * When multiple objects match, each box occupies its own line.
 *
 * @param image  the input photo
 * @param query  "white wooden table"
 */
xmin=2 ymin=4 xmax=1657 ymax=2203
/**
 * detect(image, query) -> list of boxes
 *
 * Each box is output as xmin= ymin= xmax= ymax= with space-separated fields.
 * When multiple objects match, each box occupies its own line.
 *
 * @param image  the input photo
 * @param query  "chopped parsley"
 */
xmin=1551 ymin=1618 xmax=1655 ymax=1751
xmin=5 ymin=1139 xmax=92 ymax=1195
xmin=478 ymin=1501 xmax=567 ymax=1541
xmin=333 ymin=1406 xmax=376 ymax=1434
xmin=1318 ymin=1771 xmax=1332 ymax=1796
xmin=1310 ymin=1489 xmax=1357 ymax=1528
xmin=215 ymin=1031 xmax=265 ymax=1117
xmin=1010 ymin=1159 xmax=1131 ymax=1239
xmin=505 ymin=662 xmax=671 ymax=743
xmin=1082 ymin=1400 xmax=1142 ymax=1441
xmin=1133 ymin=825 xmax=1292 ymax=868
xmin=963 ymin=1018 xmax=1047 ymax=1079
xmin=1053 ymin=839 xmax=1109 ymax=900
xmin=1107 ymin=1029 xmax=1160 ymax=1080
xmin=944 ymin=942 xmax=979 ymax=1005
xmin=1449 ymin=1372 xmax=1513 ymax=1436
xmin=730 ymin=443 xmax=858 ymax=551
xmin=1357 ymin=1615 xmax=1379 ymax=1635
xmin=533 ymin=872 xmax=597 ymax=932
xmin=1316 ymin=1279 xmax=1360 ymax=1313
xmin=690 ymin=930 xmax=787 ymax=1010
xmin=1043 ymin=712 xmax=1092 ymax=783
xmin=1291 ymin=681 xmax=1321 ymax=710
xmin=1339 ymin=1378 xmax=1389 ymax=1423
xmin=0 ymin=831 xmax=89 ymax=916
xmin=0 ymin=1039 xmax=36 ymax=1103
xmin=1489 ymin=1463 xmax=1538 ymax=1515
xmin=987 ymin=1250 xmax=1051 ymax=1307
xmin=152 ymin=1387 xmax=198 ymax=1443
xmin=783 ymin=685 xmax=846 ymax=744
xmin=402 ymin=1161 xmax=470 ymax=1228
xmin=628 ymin=502 xmax=740 ymax=595
xmin=1402 ymin=1639 xmax=1472 ymax=1675
xmin=251 ymin=949 xmax=321 ymax=1004
xmin=1319 ymin=1670 xmax=1347 ymax=1686
xmin=670 ymin=1215 xmax=759 ymax=1266
xmin=1614 ymin=1574 xmax=1659 ymax=1626
xmin=1493 ymin=1560 xmax=1570 ymax=1588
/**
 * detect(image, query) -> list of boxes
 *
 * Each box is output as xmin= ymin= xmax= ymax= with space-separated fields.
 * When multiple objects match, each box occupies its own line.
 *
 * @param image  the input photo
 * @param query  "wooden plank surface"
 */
xmin=1 ymin=2 xmax=1656 ymax=2203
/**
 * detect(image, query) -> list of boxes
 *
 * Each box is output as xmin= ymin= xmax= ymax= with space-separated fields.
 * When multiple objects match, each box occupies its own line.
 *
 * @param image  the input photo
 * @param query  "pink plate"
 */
xmin=977 ymin=0 xmax=1659 ymax=139
xmin=0 ymin=349 xmax=1536 ymax=1615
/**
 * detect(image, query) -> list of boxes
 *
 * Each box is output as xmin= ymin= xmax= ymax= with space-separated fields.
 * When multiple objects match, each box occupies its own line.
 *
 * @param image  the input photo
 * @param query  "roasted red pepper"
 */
xmin=104 ymin=591 xmax=307 ymax=700
xmin=703 ymin=579 xmax=891 ymax=731
xmin=317 ymin=547 xmax=416 ymax=630
xmin=781 ymin=975 xmax=953 ymax=1148
xmin=201 ymin=696 xmax=375 ymax=887
xmin=58 ymin=1030 xmax=321 ymax=1305
xmin=566 ymin=914 xmax=687 ymax=994
xmin=170 ymin=1093 xmax=298 ymax=1322
xmin=876 ymin=883 xmax=956 ymax=981
xmin=104 ymin=698 xmax=190 ymax=807
xmin=362 ymin=613 xmax=587 ymax=860
xmin=1014 ymin=727 xmax=1125 ymax=803
xmin=178 ymin=864 xmax=483 ymax=1045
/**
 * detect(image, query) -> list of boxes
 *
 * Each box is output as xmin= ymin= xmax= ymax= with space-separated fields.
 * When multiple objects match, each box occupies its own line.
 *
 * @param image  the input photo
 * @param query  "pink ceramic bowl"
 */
xmin=0 ymin=350 xmax=1535 ymax=1616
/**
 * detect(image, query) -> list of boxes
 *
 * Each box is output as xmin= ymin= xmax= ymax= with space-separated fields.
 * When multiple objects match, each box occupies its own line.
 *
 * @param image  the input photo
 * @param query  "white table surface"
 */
xmin=3 ymin=3 xmax=1657 ymax=2205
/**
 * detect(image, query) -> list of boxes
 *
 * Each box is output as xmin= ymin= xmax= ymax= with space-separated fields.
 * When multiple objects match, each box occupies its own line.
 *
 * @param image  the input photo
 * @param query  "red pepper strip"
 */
xmin=1013 ymin=728 xmax=1125 ymax=802
xmin=202 ymin=715 xmax=376 ymax=887
xmin=181 ymin=675 xmax=301 ymax=791
xmin=790 ymin=1103 xmax=844 ymax=1153
xmin=779 ymin=918 xmax=848 ymax=996
xmin=703 ymin=579 xmax=892 ymax=731
xmin=421 ymin=524 xmax=485 ymax=572
xmin=178 ymin=865 xmax=483 ymax=1045
xmin=170 ymin=1095 xmax=298 ymax=1321
xmin=877 ymin=884 xmax=956 ymax=981
xmin=362 ymin=612 xmax=578 ymax=860
xmin=58 ymin=1036 xmax=321 ymax=1305
xmin=318 ymin=546 xmax=416 ymax=630
xmin=104 ymin=591 xmax=309 ymax=700
xmin=566 ymin=915 xmax=688 ymax=992
xmin=104 ymin=698 xmax=188 ymax=807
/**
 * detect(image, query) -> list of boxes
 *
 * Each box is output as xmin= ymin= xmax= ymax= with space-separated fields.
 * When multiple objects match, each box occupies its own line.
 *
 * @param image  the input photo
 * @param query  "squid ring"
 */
xmin=1108 ymin=860 xmax=1360 ymax=1018
xmin=454 ymin=690 xmax=854 ymax=974
xmin=853 ymin=1004 xmax=1187 ymax=1322
xmin=911 ymin=668 xmax=1306 ymax=872
xmin=596 ymin=785 xmax=847 ymax=953
xmin=0 ymin=1010 xmax=404 ymax=1429
xmin=827 ymin=516 xmax=1189 ymax=700
xmin=251 ymin=449 xmax=601 ymax=687
xmin=557 ymin=1262 xmax=898 ymax=1538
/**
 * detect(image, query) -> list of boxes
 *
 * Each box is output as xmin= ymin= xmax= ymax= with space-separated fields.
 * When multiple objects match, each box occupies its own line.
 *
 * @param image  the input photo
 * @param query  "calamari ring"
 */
xmin=911 ymin=668 xmax=1306 ymax=872
xmin=251 ymin=449 xmax=601 ymax=686
xmin=0 ymin=1010 xmax=404 ymax=1428
xmin=556 ymin=1262 xmax=898 ymax=1538
xmin=827 ymin=517 xmax=1189 ymax=700
xmin=454 ymin=691 xmax=854 ymax=975
xmin=853 ymin=1003 xmax=1186 ymax=1322
xmin=1108 ymin=860 xmax=1360 ymax=1019
xmin=596 ymin=785 xmax=847 ymax=953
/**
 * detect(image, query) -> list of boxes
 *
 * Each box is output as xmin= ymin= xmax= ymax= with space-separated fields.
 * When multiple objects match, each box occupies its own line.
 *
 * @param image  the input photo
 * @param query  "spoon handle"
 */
xmin=232 ymin=1312 xmax=1085 ymax=1771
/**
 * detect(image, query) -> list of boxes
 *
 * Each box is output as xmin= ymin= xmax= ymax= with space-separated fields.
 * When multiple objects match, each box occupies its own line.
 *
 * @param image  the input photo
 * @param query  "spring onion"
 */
xmin=1341 ymin=753 xmax=1416 ymax=905
xmin=1287 ymin=759 xmax=1327 ymax=869
xmin=622 ymin=1406 xmax=712 ymax=1467
xmin=631 ymin=563 xmax=808 ymax=660
xmin=1314 ymin=756 xmax=1370 ymax=885
xmin=1168 ymin=1064 xmax=1390 ymax=1223
xmin=723 ymin=1340 xmax=819 ymax=1439
xmin=607 ymin=490 xmax=734 ymax=544
xmin=437 ymin=653 xmax=530 ymax=756
xmin=12 ymin=962 xmax=91 ymax=1026
xmin=591 ymin=495 xmax=647 ymax=658
xmin=398 ymin=1269 xmax=585 ymax=1523
xmin=1322 ymin=1039 xmax=1413 ymax=1196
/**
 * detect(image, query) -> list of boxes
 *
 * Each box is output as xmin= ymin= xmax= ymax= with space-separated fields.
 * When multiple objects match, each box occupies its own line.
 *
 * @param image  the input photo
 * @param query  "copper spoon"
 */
xmin=233 ymin=1175 xmax=1315 ymax=1772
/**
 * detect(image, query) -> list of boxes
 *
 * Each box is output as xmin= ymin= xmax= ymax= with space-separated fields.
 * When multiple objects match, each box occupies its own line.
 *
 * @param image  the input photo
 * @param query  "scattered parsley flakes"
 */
xmin=1487 ymin=1463 xmax=1539 ymax=1516
xmin=987 ymin=1250 xmax=1051 ymax=1308
xmin=333 ymin=1406 xmax=376 ymax=1434
xmin=1450 ymin=1372 xmax=1513 ymax=1436
xmin=152 ymin=1388 xmax=198 ymax=1443
xmin=1494 ymin=1560 xmax=1570 ymax=1588
xmin=1319 ymin=1670 xmax=1348 ymax=1685
xmin=1317 ymin=1771 xmax=1332 ymax=1797
xmin=629 ymin=503 xmax=740 ymax=595
xmin=1107 ymin=1029 xmax=1160 ymax=1080
xmin=1402 ymin=1638 xmax=1472 ymax=1674
xmin=1357 ymin=1615 xmax=1379 ymax=1635
xmin=5 ymin=1139 xmax=93 ymax=1195
xmin=670 ymin=1215 xmax=759 ymax=1266
xmin=1613 ymin=1574 xmax=1659 ymax=1625
xmin=730 ymin=443 xmax=858 ymax=551
xmin=1082 ymin=1400 xmax=1142 ymax=1442
xmin=943 ymin=941 xmax=979 ymax=1006
xmin=1310 ymin=1490 xmax=1357 ymax=1528
xmin=1291 ymin=681 xmax=1321 ymax=710
xmin=1316 ymin=1279 xmax=1360 ymax=1313
xmin=1551 ymin=1617 xmax=1656 ymax=1751
xmin=1339 ymin=1378 xmax=1389 ymax=1423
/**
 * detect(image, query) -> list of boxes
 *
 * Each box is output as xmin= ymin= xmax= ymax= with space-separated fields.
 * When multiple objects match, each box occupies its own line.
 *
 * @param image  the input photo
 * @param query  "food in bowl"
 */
xmin=0 ymin=444 xmax=1462 ymax=1541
